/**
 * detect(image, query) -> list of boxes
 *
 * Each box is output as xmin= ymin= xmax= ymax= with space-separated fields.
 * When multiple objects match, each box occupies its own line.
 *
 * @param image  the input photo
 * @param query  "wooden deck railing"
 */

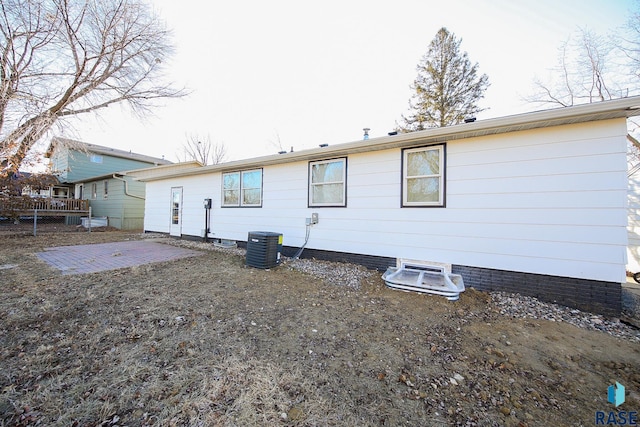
xmin=0 ymin=196 xmax=89 ymax=215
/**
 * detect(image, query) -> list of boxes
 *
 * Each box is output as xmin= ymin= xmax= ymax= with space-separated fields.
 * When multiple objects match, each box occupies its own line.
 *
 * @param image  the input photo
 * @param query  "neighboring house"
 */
xmin=137 ymin=97 xmax=640 ymax=316
xmin=77 ymin=172 xmax=146 ymax=229
xmin=0 ymin=170 xmax=88 ymax=219
xmin=4 ymin=171 xmax=42 ymax=197
xmin=45 ymin=137 xmax=172 ymax=229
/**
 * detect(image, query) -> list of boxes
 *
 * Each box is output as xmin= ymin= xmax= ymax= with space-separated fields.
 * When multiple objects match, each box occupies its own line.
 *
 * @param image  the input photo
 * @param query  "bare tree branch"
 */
xmin=524 ymin=28 xmax=626 ymax=107
xmin=618 ymin=7 xmax=640 ymax=88
xmin=177 ymin=134 xmax=227 ymax=166
xmin=267 ymin=130 xmax=286 ymax=153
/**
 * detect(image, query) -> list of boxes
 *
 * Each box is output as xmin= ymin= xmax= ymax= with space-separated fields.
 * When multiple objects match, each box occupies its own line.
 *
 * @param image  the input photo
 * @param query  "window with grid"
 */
xmin=402 ymin=145 xmax=445 ymax=207
xmin=222 ymin=169 xmax=262 ymax=207
xmin=308 ymin=158 xmax=346 ymax=207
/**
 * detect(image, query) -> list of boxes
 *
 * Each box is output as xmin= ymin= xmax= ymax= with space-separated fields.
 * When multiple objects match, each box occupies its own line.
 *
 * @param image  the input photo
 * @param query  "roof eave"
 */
xmin=139 ymin=97 xmax=640 ymax=182
xmin=46 ymin=137 xmax=172 ymax=165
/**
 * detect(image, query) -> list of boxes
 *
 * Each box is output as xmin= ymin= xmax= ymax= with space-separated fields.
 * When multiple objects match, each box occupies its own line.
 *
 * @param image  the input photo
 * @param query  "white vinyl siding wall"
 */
xmin=145 ymin=174 xmax=218 ymax=234
xmin=144 ymin=119 xmax=628 ymax=283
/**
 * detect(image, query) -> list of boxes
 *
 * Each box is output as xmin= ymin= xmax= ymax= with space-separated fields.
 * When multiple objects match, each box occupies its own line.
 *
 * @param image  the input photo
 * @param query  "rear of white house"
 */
xmin=138 ymin=98 xmax=640 ymax=315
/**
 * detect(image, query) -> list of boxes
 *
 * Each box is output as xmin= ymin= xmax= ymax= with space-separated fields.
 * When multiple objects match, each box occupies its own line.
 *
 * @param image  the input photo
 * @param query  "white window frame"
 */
xmin=402 ymin=145 xmax=445 ymax=207
xmin=222 ymin=169 xmax=263 ymax=207
xmin=91 ymin=183 xmax=97 ymax=199
xmin=308 ymin=158 xmax=347 ymax=207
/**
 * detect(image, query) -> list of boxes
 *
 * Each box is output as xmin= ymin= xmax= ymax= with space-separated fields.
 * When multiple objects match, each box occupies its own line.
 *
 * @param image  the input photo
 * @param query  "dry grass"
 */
xmin=1 ymin=231 xmax=639 ymax=426
xmin=0 ymin=232 xmax=375 ymax=426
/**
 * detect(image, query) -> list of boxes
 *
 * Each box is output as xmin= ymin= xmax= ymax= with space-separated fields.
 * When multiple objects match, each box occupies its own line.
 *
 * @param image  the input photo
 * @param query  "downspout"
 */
xmin=112 ymin=174 xmax=145 ymax=200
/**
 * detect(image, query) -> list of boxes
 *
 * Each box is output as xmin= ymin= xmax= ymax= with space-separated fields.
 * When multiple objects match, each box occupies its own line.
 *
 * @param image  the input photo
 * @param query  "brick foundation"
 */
xmin=451 ymin=265 xmax=621 ymax=317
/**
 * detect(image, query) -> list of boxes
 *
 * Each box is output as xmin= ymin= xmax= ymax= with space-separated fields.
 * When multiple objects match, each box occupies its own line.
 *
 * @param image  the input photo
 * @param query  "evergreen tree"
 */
xmin=399 ymin=28 xmax=489 ymax=131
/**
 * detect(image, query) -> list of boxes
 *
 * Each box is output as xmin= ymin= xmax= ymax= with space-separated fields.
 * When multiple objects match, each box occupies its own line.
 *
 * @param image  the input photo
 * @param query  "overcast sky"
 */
xmin=59 ymin=0 xmax=638 ymax=163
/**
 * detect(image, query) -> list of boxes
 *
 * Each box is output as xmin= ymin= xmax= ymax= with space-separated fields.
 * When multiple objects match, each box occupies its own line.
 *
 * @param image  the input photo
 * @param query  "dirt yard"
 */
xmin=0 ymin=230 xmax=639 ymax=426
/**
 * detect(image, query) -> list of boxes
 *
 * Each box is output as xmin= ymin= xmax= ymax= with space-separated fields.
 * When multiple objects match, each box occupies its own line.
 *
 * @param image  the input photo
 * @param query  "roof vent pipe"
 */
xmin=363 ymin=128 xmax=370 ymax=140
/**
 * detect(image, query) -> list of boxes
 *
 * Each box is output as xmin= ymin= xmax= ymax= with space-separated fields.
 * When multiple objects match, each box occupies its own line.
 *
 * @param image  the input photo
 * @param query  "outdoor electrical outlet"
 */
xmin=312 ymin=213 xmax=319 ymax=224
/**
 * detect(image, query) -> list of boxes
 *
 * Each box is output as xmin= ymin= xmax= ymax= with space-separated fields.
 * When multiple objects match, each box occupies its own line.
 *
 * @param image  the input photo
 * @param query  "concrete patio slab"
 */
xmin=37 ymin=241 xmax=203 ymax=275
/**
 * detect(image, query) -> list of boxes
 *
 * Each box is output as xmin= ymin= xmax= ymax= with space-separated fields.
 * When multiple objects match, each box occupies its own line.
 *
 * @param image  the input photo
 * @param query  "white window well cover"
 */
xmin=382 ymin=262 xmax=464 ymax=301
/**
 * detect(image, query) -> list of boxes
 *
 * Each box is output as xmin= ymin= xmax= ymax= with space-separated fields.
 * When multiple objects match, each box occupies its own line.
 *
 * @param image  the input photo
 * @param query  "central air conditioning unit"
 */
xmin=246 ymin=231 xmax=283 ymax=269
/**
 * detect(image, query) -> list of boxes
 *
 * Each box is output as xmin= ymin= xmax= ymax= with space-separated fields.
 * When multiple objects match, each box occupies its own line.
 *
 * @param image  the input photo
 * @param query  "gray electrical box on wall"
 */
xmin=311 ymin=213 xmax=319 ymax=224
xmin=246 ymin=231 xmax=283 ymax=269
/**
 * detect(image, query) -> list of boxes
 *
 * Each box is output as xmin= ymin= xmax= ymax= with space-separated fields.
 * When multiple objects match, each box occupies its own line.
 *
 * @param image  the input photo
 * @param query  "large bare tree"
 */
xmin=619 ymin=7 xmax=640 ymax=96
xmin=0 ymin=0 xmax=185 ymax=177
xmin=526 ymin=29 xmax=624 ymax=107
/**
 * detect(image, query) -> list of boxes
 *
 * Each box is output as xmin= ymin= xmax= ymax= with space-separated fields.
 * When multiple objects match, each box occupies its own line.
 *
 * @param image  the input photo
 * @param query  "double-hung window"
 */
xmin=402 ymin=145 xmax=445 ymax=207
xmin=222 ymin=169 xmax=263 ymax=207
xmin=309 ymin=158 xmax=346 ymax=207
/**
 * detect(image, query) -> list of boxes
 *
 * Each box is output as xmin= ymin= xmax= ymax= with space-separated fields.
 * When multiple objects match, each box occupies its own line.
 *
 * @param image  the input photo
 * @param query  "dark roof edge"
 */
xmin=46 ymin=137 xmax=172 ymax=166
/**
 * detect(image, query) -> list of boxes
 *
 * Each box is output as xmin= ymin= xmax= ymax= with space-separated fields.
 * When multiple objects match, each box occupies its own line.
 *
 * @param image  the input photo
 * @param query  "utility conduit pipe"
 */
xmin=292 ymin=223 xmax=312 ymax=259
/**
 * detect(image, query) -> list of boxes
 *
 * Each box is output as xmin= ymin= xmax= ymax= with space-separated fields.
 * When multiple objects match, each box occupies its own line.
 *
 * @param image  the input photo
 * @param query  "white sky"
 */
xmin=58 ymin=0 xmax=638 ymax=163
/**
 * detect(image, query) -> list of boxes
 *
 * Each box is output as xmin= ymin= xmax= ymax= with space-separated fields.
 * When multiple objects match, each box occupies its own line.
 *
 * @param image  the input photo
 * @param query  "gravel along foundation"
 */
xmin=0 ymin=231 xmax=639 ymax=426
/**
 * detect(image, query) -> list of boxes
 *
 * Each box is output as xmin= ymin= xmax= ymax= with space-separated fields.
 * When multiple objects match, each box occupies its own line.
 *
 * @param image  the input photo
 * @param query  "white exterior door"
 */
xmin=170 ymin=187 xmax=183 ymax=237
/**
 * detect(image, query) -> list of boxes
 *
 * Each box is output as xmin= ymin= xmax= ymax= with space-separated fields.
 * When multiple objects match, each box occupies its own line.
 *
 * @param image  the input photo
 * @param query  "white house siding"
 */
xmin=144 ymin=118 xmax=629 ymax=284
xmin=144 ymin=174 xmax=219 ymax=235
xmin=446 ymin=120 xmax=628 ymax=283
xmin=143 ymin=181 xmax=170 ymax=233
